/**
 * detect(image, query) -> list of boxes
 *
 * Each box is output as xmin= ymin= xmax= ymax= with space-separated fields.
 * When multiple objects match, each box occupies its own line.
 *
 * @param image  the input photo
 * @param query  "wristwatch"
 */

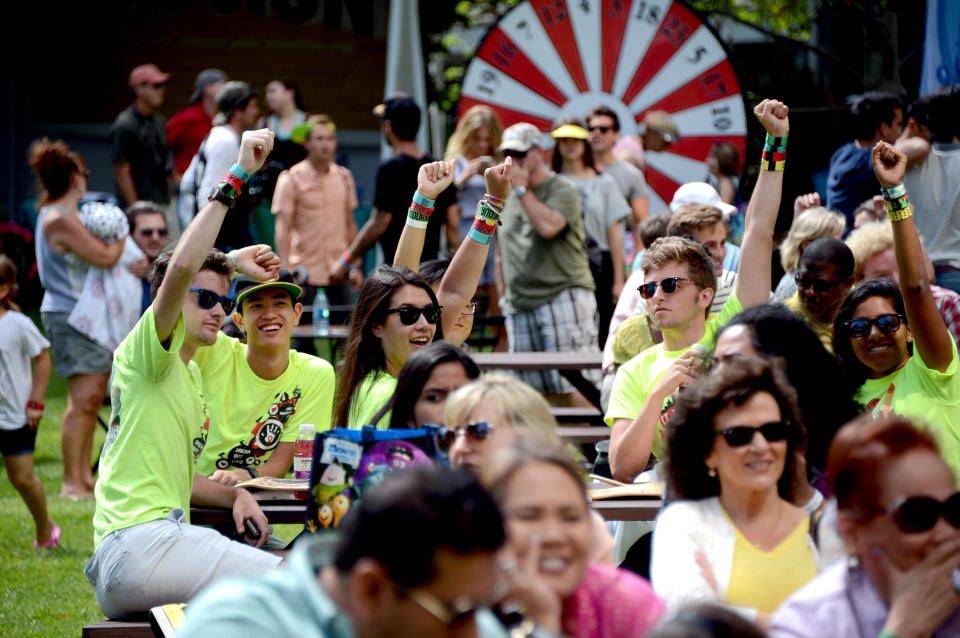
xmin=208 ymin=186 xmax=237 ymax=208
xmin=515 ymin=185 xmax=528 ymax=197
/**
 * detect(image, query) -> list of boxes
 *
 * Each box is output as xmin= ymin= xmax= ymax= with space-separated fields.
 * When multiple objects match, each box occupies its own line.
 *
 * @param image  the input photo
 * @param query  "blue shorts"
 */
xmin=0 ymin=424 xmax=38 ymax=457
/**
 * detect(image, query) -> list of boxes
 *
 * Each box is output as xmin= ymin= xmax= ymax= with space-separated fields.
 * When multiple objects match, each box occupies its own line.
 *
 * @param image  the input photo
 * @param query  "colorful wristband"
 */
xmin=468 ymin=219 xmax=497 ymax=244
xmin=406 ymin=216 xmax=429 ymax=229
xmin=26 ymin=400 xmax=44 ymax=411
xmin=229 ymin=163 xmax=251 ymax=183
xmin=410 ymin=201 xmax=435 ymax=217
xmin=764 ymin=133 xmax=787 ymax=149
xmin=887 ymin=204 xmax=913 ymax=222
xmin=339 ymin=254 xmax=351 ymax=269
xmin=881 ymin=183 xmax=906 ymax=200
xmin=412 ymin=191 xmax=436 ymax=209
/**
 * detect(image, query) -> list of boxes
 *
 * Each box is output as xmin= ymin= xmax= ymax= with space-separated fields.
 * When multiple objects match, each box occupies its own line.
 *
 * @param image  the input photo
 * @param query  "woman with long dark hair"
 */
xmin=30 ymin=139 xmax=125 ymax=499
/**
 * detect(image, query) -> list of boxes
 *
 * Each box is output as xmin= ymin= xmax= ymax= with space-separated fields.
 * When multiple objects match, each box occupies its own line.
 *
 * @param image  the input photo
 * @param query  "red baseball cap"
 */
xmin=129 ymin=64 xmax=170 ymax=88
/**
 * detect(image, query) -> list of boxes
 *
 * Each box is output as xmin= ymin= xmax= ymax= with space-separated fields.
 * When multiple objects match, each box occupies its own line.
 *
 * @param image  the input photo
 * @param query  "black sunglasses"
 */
xmin=843 ymin=313 xmax=904 ymax=339
xmin=435 ymin=422 xmax=493 ymax=455
xmin=138 ymin=228 xmax=168 ymax=237
xmin=887 ymin=493 xmax=960 ymax=533
xmin=385 ymin=304 xmax=443 ymax=326
xmin=794 ymin=272 xmax=844 ymax=294
xmin=189 ymin=287 xmax=236 ymax=314
xmin=716 ymin=421 xmax=790 ymax=447
xmin=638 ymin=276 xmax=691 ymax=299
xmin=588 ymin=125 xmax=612 ymax=133
xmin=502 ymin=149 xmax=528 ymax=160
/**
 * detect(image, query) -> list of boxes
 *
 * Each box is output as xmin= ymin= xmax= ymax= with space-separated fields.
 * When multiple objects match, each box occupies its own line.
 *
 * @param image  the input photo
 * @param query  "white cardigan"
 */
xmin=650 ymin=497 xmax=822 ymax=622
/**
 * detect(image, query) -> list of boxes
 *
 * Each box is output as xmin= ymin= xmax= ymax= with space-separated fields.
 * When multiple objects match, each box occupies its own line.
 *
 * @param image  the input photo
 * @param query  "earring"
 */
xmin=707 ymin=467 xmax=717 ymax=477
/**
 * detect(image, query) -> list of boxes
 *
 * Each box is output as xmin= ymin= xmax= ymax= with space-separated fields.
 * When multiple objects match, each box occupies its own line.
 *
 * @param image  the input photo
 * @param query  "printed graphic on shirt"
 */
xmin=103 ymin=385 xmax=123 ymax=457
xmin=207 ymin=387 xmax=303 ymax=470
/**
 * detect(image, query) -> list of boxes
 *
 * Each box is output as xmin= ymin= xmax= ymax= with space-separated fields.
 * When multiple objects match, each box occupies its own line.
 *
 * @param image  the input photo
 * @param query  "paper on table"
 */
xmin=587 ymin=481 xmax=665 ymax=500
xmin=236 ymin=477 xmax=309 ymax=491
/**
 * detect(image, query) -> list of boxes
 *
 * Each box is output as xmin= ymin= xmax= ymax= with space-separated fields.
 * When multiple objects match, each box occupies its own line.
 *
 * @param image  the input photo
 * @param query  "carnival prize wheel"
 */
xmin=459 ymin=0 xmax=748 ymax=213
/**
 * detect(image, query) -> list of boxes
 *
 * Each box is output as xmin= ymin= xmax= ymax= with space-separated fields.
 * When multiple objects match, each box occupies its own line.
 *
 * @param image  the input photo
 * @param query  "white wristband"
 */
xmin=405 ymin=217 xmax=429 ymax=230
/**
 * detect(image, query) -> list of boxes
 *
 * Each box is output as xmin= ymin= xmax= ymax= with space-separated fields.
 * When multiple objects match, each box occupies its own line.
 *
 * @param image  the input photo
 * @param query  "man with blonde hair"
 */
xmin=846 ymin=221 xmax=960 ymax=343
xmin=605 ymin=99 xmax=788 ymax=483
xmin=666 ymin=203 xmax=737 ymax=313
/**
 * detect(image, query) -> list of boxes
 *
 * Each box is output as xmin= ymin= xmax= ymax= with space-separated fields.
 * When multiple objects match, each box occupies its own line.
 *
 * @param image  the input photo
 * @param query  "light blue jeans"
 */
xmin=84 ymin=508 xmax=281 ymax=619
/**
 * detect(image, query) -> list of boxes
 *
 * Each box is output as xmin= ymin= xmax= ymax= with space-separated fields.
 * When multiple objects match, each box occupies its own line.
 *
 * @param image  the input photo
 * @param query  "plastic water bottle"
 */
xmin=293 ymin=424 xmax=315 ymax=499
xmin=313 ymin=289 xmax=330 ymax=337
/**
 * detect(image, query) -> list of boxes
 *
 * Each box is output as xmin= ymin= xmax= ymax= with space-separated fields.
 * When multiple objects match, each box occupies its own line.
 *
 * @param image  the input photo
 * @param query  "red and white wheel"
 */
xmin=459 ymin=0 xmax=747 ymax=213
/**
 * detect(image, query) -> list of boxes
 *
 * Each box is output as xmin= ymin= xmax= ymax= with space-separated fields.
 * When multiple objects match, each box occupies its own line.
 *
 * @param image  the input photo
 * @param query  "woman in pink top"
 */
xmin=483 ymin=443 xmax=664 ymax=638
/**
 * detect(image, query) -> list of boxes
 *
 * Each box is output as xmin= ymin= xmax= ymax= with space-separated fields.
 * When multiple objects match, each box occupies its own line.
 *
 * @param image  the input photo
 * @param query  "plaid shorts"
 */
xmin=505 ymin=287 xmax=600 ymax=394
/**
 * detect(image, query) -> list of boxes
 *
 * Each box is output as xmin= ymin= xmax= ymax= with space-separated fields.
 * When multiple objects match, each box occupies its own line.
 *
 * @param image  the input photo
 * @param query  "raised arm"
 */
xmin=735 ymin=99 xmax=788 ymax=308
xmin=872 ymin=141 xmax=953 ymax=371
xmin=437 ymin=159 xmax=513 ymax=340
xmin=153 ymin=130 xmax=275 ymax=344
xmin=393 ymin=160 xmax=457 ymax=271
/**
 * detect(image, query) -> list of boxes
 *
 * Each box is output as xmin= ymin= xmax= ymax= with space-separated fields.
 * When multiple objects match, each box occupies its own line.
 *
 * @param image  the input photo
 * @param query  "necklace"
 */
xmin=750 ymin=499 xmax=784 ymax=551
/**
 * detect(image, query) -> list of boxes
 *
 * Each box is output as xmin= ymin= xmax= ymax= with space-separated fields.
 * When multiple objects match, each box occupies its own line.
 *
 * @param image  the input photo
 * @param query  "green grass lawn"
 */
xmin=0 ymin=315 xmax=303 ymax=637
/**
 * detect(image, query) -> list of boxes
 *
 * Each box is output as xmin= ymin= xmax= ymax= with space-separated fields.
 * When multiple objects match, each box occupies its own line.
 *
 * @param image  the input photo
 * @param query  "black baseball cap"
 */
xmin=234 ymin=269 xmax=302 ymax=311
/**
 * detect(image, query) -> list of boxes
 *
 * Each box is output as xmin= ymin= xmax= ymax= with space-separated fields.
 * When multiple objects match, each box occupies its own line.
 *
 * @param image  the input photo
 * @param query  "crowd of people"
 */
xmin=4 ymin=59 xmax=960 ymax=637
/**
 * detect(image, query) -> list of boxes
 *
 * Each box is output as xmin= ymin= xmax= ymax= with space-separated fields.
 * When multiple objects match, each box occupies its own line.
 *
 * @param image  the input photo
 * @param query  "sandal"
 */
xmin=35 ymin=524 xmax=61 ymax=549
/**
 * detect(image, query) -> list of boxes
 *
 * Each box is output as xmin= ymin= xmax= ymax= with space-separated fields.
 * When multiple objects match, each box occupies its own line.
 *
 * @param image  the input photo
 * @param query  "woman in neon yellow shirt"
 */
xmin=832 ymin=142 xmax=960 ymax=476
xmin=650 ymin=357 xmax=821 ymax=629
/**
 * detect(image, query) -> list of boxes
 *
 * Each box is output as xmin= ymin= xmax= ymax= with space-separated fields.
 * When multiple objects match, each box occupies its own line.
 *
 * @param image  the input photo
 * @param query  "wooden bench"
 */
xmin=81 ymin=619 xmax=153 ymax=638
xmin=557 ymin=425 xmax=611 ymax=444
xmin=551 ymin=406 xmax=604 ymax=424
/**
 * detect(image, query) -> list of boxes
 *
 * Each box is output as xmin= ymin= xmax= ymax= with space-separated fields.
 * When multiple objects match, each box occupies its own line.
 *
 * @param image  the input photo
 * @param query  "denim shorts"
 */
xmin=41 ymin=311 xmax=113 ymax=377
xmin=84 ymin=509 xmax=282 ymax=619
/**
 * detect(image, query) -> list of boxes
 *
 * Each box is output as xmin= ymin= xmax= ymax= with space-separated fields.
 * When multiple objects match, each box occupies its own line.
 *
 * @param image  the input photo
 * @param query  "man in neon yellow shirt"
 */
xmin=85 ymin=129 xmax=284 ymax=619
xmin=605 ymin=99 xmax=790 ymax=483
xmin=193 ymin=269 xmax=335 ymax=485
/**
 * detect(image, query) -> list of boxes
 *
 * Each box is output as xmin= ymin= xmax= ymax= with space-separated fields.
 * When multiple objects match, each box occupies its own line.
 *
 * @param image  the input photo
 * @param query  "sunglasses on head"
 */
xmin=886 ymin=493 xmax=960 ymax=533
xmin=794 ymin=272 xmax=843 ymax=294
xmin=435 ymin=422 xmax=493 ymax=455
xmin=189 ymin=287 xmax=236 ymax=314
xmin=843 ymin=313 xmax=904 ymax=338
xmin=588 ymin=125 xmax=612 ymax=133
xmin=502 ymin=149 xmax=528 ymax=160
xmin=716 ymin=421 xmax=790 ymax=447
xmin=385 ymin=304 xmax=443 ymax=326
xmin=638 ymin=276 xmax=691 ymax=299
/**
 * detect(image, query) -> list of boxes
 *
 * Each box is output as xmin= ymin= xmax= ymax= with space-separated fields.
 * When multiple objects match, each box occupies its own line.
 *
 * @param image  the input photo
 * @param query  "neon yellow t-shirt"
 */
xmin=784 ymin=292 xmax=835 ymax=353
xmin=856 ymin=338 xmax=960 ymax=477
xmin=346 ymin=370 xmax=396 ymax=429
xmin=604 ymin=294 xmax=743 ymax=460
xmin=724 ymin=512 xmax=818 ymax=613
xmin=93 ymin=307 xmax=207 ymax=547
xmin=192 ymin=332 xmax=335 ymax=477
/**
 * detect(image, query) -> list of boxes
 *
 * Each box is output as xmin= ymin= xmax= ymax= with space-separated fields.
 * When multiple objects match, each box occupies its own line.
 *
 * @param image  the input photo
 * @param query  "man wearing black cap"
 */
xmin=330 ymin=95 xmax=457 ymax=280
xmin=192 ymin=269 xmax=334 ymax=486
xmin=167 ymin=69 xmax=227 ymax=178
xmin=112 ymin=63 xmax=173 ymax=207
xmin=182 ymin=81 xmax=260 ymax=251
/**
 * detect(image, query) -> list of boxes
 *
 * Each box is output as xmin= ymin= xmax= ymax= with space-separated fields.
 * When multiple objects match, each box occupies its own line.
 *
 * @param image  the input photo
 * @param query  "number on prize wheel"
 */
xmin=459 ymin=0 xmax=748 ymax=213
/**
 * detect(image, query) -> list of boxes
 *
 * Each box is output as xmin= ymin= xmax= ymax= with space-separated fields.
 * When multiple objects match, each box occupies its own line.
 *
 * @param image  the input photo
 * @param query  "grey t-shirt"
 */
xmin=602 ymin=159 xmax=648 ymax=202
xmin=499 ymin=173 xmax=595 ymax=313
xmin=563 ymin=173 xmax=632 ymax=251
xmin=903 ymin=142 xmax=960 ymax=268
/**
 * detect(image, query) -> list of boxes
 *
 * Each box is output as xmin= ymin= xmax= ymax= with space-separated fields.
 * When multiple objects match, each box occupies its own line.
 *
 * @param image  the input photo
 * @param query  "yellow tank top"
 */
xmin=723 ymin=511 xmax=818 ymax=613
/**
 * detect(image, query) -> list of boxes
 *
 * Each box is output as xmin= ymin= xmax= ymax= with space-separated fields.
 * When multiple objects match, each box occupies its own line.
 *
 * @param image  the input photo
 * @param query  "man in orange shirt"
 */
xmin=272 ymin=115 xmax=360 ymax=319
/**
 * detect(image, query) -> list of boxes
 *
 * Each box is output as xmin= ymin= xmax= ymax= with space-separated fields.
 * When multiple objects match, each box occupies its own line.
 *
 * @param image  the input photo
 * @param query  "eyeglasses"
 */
xmin=502 ymin=150 xmax=528 ymax=160
xmin=638 ymin=277 xmax=691 ymax=299
xmin=435 ymin=422 xmax=493 ymax=455
xmin=137 ymin=228 xmax=168 ymax=238
xmin=716 ymin=421 xmax=790 ymax=447
xmin=886 ymin=493 xmax=960 ymax=533
xmin=588 ymin=125 xmax=612 ymax=133
xmin=843 ymin=313 xmax=904 ymax=338
xmin=794 ymin=272 xmax=844 ymax=294
xmin=461 ymin=299 xmax=477 ymax=316
xmin=399 ymin=587 xmax=492 ymax=627
xmin=385 ymin=304 xmax=443 ymax=326
xmin=189 ymin=287 xmax=236 ymax=314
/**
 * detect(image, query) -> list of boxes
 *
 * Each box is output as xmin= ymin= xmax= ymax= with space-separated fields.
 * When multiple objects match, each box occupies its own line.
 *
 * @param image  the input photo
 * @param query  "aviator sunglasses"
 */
xmin=434 ymin=422 xmax=494 ymax=454
xmin=384 ymin=304 xmax=443 ymax=326
xmin=885 ymin=493 xmax=960 ymax=533
xmin=716 ymin=421 xmax=790 ymax=447
xmin=638 ymin=276 xmax=691 ymax=300
xmin=189 ymin=287 xmax=236 ymax=314
xmin=843 ymin=313 xmax=904 ymax=339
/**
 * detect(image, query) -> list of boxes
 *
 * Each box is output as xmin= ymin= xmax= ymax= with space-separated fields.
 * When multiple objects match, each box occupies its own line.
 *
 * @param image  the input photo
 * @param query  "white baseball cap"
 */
xmin=670 ymin=182 xmax=737 ymax=220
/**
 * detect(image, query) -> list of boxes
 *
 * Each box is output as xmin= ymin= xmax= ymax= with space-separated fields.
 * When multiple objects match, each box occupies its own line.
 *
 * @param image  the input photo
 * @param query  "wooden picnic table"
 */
xmin=472 ymin=351 xmax=603 ymax=408
xmin=190 ymin=489 xmax=660 ymax=524
xmin=291 ymin=324 xmax=351 ymax=340
xmin=556 ymin=425 xmax=610 ymax=444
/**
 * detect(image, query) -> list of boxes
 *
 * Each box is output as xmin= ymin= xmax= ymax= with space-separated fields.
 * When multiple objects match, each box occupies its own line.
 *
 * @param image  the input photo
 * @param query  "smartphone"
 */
xmin=478 ymin=156 xmax=494 ymax=167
